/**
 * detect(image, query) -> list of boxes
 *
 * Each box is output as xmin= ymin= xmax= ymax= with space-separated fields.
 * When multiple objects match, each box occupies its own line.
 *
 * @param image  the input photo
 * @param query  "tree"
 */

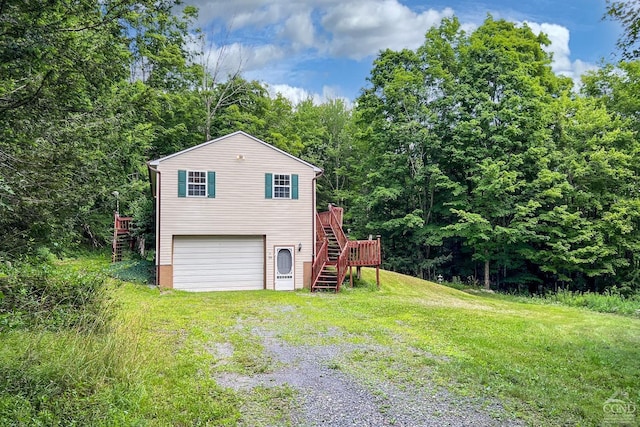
xmin=605 ymin=0 xmax=640 ymax=59
xmin=0 ymin=0 xmax=196 ymax=258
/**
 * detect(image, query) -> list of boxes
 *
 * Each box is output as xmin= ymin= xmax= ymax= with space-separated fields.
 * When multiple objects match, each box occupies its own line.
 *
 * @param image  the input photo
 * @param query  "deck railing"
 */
xmin=115 ymin=214 xmax=133 ymax=233
xmin=315 ymin=205 xmax=383 ymax=290
xmin=329 ymin=205 xmax=343 ymax=227
xmin=328 ymin=207 xmax=348 ymax=250
xmin=348 ymin=239 xmax=381 ymax=266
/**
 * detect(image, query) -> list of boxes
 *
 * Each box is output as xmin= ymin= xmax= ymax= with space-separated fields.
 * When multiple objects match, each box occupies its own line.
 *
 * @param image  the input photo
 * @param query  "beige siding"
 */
xmin=156 ymin=133 xmax=316 ymax=290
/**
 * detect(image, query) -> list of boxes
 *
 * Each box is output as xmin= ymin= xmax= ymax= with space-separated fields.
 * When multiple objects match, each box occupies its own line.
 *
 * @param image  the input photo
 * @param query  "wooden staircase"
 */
xmin=112 ymin=213 xmax=133 ymax=262
xmin=312 ymin=205 xmax=381 ymax=292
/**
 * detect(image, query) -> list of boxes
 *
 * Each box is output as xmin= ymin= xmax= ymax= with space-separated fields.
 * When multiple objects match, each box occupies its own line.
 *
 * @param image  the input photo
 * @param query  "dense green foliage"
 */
xmin=351 ymin=17 xmax=640 ymax=293
xmin=1 ymin=3 xmax=640 ymax=295
xmin=0 ymin=262 xmax=109 ymax=331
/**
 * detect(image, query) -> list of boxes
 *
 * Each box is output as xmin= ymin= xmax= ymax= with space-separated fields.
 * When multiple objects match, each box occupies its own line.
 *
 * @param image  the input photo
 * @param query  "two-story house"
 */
xmin=147 ymin=131 xmax=322 ymax=291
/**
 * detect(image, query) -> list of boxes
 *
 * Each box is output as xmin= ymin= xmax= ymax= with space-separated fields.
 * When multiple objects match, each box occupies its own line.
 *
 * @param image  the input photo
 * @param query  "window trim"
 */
xmin=272 ymin=173 xmax=291 ymax=199
xmin=187 ymin=170 xmax=207 ymax=198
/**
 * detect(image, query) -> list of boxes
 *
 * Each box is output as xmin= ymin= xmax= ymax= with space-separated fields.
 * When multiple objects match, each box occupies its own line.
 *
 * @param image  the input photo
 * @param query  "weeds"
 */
xmin=0 ymin=263 xmax=112 ymax=331
xmin=494 ymin=288 xmax=640 ymax=317
xmin=0 ymin=260 xmax=146 ymax=425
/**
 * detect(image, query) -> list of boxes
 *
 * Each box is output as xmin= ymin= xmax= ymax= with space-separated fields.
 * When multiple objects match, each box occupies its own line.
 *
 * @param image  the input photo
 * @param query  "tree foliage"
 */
xmin=351 ymin=16 xmax=640 ymax=293
xmin=606 ymin=0 xmax=640 ymax=59
xmin=2 ymin=2 xmax=639 ymax=296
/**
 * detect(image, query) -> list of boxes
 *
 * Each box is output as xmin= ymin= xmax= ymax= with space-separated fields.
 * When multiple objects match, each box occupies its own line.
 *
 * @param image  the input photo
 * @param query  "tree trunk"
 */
xmin=484 ymin=253 xmax=490 ymax=290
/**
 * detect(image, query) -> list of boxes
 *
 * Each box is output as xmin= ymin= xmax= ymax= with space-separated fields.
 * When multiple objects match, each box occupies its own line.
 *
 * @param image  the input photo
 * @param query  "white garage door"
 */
xmin=173 ymin=236 xmax=264 ymax=291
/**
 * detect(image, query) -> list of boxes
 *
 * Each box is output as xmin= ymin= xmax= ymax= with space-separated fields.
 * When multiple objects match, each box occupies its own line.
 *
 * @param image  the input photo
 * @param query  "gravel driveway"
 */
xmin=214 ymin=327 xmax=524 ymax=426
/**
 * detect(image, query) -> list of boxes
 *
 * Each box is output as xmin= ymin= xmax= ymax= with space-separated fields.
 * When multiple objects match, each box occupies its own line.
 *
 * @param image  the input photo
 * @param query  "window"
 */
xmin=265 ymin=173 xmax=298 ymax=200
xmin=188 ymin=171 xmax=206 ymax=197
xmin=273 ymin=174 xmax=290 ymax=199
xmin=178 ymin=170 xmax=215 ymax=198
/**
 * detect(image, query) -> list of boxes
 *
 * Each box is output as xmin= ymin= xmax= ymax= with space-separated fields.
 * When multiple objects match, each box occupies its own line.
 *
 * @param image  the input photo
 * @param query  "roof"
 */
xmin=148 ymin=130 xmax=323 ymax=173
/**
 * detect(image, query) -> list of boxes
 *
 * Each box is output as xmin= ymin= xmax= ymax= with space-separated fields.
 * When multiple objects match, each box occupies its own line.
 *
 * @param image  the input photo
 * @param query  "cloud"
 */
xmin=189 ymin=0 xmax=452 ymax=59
xmin=321 ymin=0 xmax=454 ymax=59
xmin=266 ymin=83 xmax=351 ymax=106
xmin=185 ymin=1 xmax=600 ymax=100
xmin=280 ymin=12 xmax=316 ymax=50
xmin=200 ymin=42 xmax=287 ymax=78
xmin=523 ymin=21 xmax=598 ymax=85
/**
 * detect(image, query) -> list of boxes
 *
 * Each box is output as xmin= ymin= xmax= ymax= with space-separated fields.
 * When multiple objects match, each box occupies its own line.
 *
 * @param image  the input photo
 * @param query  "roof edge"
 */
xmin=148 ymin=131 xmax=323 ymax=172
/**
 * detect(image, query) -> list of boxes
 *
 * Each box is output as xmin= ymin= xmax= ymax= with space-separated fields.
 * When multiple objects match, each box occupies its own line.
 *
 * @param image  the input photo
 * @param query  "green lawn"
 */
xmin=112 ymin=268 xmax=639 ymax=426
xmin=2 ymin=262 xmax=638 ymax=426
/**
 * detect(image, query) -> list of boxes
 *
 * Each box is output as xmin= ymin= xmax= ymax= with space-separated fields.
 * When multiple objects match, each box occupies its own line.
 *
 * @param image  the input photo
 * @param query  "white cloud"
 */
xmin=189 ymin=0 xmax=452 ymax=59
xmin=321 ymin=1 xmax=454 ymax=59
xmin=202 ymin=42 xmax=287 ymax=77
xmin=267 ymin=84 xmax=317 ymax=105
xmin=281 ymin=12 xmax=316 ymax=50
xmin=186 ymin=1 xmax=600 ymax=100
xmin=523 ymin=21 xmax=598 ymax=86
xmin=266 ymin=83 xmax=351 ymax=106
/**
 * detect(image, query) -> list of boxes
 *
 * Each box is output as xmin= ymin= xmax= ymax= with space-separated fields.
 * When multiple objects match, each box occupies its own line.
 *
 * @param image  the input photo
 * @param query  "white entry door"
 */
xmin=275 ymin=246 xmax=295 ymax=290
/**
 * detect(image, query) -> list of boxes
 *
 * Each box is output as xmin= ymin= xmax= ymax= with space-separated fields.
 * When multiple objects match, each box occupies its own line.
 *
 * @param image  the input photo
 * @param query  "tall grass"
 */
xmin=493 ymin=288 xmax=640 ymax=317
xmin=0 ymin=261 xmax=148 ymax=425
xmin=546 ymin=288 xmax=640 ymax=316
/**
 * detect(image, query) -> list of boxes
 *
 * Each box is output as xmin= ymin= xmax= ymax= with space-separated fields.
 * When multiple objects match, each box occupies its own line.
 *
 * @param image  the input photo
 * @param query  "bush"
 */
xmin=0 ymin=260 xmax=147 ymax=425
xmin=0 ymin=263 xmax=111 ymax=332
xmin=547 ymin=288 xmax=640 ymax=316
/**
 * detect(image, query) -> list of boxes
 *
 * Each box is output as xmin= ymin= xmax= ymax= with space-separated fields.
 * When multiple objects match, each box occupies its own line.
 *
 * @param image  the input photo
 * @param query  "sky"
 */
xmin=184 ymin=0 xmax=623 ymax=104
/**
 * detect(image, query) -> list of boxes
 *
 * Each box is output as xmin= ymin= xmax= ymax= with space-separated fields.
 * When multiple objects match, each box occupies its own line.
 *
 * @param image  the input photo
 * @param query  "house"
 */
xmin=147 ymin=131 xmax=322 ymax=291
xmin=145 ymin=130 xmax=382 ymax=292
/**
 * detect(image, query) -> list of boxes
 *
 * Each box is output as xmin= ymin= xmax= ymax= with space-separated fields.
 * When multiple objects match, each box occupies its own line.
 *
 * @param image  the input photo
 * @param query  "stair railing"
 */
xmin=327 ymin=207 xmax=348 ymax=251
xmin=311 ymin=239 xmax=329 ymax=290
xmin=316 ymin=213 xmax=327 ymax=249
xmin=335 ymin=243 xmax=349 ymax=292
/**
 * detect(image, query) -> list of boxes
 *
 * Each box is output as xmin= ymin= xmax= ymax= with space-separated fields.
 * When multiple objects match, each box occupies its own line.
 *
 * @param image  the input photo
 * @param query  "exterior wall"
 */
xmin=156 ymin=133 xmax=316 ymax=290
xmin=158 ymin=265 xmax=173 ymax=288
xmin=303 ymin=261 xmax=312 ymax=289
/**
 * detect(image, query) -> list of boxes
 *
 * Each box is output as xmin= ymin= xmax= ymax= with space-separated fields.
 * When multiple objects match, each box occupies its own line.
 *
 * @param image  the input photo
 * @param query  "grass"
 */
xmin=2 ymin=257 xmax=639 ymax=425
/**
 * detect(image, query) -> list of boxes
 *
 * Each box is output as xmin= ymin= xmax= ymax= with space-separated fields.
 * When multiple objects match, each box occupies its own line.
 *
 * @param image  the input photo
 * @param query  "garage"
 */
xmin=173 ymin=236 xmax=264 ymax=291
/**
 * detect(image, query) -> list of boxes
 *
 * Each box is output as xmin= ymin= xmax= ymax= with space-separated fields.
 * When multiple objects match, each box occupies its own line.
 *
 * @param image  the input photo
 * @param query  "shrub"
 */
xmin=0 ymin=263 xmax=111 ymax=332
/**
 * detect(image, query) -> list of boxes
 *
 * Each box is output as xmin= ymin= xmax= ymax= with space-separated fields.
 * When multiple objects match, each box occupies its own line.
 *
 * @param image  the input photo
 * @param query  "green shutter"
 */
xmin=207 ymin=171 xmax=216 ymax=198
xmin=265 ymin=173 xmax=272 ymax=199
xmin=178 ymin=170 xmax=186 ymax=197
xmin=291 ymin=174 xmax=299 ymax=200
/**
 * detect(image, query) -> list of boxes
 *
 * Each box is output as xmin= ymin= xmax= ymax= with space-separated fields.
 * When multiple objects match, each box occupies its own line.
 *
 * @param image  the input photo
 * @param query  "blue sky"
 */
xmin=185 ymin=0 xmax=622 ymax=103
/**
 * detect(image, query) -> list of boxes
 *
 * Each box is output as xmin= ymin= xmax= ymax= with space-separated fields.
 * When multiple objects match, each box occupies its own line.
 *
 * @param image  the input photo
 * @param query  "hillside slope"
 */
xmin=113 ymin=268 xmax=640 ymax=426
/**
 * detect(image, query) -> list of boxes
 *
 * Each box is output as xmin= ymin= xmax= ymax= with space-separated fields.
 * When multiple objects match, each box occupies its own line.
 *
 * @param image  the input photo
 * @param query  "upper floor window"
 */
xmin=178 ymin=169 xmax=215 ymax=198
xmin=265 ymin=173 xmax=298 ymax=200
xmin=273 ymin=174 xmax=291 ymax=199
xmin=188 ymin=171 xmax=206 ymax=197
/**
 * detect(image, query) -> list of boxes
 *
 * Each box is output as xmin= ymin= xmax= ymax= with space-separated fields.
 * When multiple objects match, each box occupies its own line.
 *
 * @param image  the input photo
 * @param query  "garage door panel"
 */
xmin=173 ymin=236 xmax=264 ymax=291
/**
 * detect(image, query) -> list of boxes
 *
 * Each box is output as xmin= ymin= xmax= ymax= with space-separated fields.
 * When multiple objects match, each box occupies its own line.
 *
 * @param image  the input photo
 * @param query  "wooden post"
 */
xmin=349 ymin=265 xmax=353 ymax=287
xmin=376 ymin=235 xmax=381 ymax=289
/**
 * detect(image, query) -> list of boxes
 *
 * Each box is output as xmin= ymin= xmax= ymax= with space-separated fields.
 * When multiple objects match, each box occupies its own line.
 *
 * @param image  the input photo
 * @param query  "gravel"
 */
xmin=214 ymin=328 xmax=525 ymax=427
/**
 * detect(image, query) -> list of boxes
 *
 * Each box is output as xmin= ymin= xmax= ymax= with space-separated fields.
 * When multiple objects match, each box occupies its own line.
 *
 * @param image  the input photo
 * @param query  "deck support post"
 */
xmin=349 ymin=265 xmax=353 ymax=287
xmin=376 ymin=265 xmax=380 ymax=289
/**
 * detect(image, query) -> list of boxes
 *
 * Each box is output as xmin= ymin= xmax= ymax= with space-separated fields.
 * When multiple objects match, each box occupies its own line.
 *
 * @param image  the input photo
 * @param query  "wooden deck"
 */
xmin=312 ymin=205 xmax=381 ymax=292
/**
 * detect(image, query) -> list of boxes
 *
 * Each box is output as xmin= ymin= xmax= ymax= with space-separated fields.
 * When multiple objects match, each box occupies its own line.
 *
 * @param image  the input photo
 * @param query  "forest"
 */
xmin=2 ymin=0 xmax=640 ymax=295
